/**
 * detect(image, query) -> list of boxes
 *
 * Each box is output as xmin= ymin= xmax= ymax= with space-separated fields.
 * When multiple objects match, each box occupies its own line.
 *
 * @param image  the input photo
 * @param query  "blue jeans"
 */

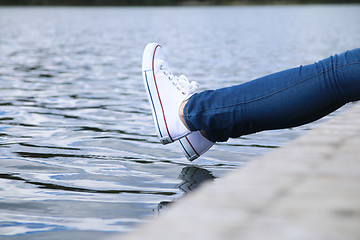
xmin=184 ymin=48 xmax=360 ymax=142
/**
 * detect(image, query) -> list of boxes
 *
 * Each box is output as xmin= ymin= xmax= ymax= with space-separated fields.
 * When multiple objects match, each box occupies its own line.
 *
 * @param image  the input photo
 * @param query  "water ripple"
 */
xmin=0 ymin=173 xmax=177 ymax=196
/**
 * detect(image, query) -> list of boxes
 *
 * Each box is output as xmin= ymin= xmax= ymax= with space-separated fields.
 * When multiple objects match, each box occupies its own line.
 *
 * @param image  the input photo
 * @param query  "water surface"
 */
xmin=0 ymin=5 xmax=359 ymax=239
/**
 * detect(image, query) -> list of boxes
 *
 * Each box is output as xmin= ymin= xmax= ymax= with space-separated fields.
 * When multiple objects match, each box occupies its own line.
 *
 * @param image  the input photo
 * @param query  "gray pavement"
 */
xmin=110 ymin=102 xmax=360 ymax=240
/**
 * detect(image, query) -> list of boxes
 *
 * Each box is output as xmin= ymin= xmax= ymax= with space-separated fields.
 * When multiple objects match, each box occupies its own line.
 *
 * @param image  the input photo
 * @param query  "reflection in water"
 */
xmin=177 ymin=167 xmax=215 ymax=194
xmin=157 ymin=167 xmax=215 ymax=213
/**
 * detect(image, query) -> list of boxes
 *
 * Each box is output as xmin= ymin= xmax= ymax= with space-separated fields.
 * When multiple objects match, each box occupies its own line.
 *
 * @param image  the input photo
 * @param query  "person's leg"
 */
xmin=183 ymin=48 xmax=360 ymax=142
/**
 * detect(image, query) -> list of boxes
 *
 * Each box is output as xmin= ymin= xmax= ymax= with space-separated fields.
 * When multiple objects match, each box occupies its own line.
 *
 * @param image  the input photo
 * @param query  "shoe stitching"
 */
xmin=151 ymin=45 xmax=173 ymax=142
xmin=179 ymin=139 xmax=191 ymax=159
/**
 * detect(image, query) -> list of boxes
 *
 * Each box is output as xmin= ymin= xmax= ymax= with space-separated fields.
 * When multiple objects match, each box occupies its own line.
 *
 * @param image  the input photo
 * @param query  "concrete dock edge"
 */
xmin=111 ymin=102 xmax=360 ymax=240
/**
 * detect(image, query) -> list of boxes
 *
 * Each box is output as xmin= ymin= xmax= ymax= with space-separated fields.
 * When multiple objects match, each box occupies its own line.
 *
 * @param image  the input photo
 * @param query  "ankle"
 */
xmin=179 ymin=100 xmax=191 ymax=131
xmin=179 ymin=100 xmax=212 ymax=142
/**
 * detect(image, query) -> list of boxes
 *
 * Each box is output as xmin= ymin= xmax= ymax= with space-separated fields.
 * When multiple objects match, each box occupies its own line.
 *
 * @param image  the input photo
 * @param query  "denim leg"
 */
xmin=184 ymin=48 xmax=360 ymax=142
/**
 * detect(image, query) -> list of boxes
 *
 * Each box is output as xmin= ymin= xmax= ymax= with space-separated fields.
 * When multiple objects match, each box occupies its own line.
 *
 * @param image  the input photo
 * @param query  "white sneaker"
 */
xmin=178 ymin=131 xmax=215 ymax=161
xmin=142 ymin=43 xmax=198 ymax=144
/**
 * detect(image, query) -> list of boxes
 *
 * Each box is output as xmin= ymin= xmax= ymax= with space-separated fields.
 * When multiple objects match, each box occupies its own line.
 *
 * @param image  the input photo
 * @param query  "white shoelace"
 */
xmin=159 ymin=64 xmax=199 ymax=95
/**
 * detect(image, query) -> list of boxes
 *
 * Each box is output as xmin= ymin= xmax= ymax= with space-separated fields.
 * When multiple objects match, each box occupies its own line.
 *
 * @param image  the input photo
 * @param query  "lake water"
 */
xmin=0 ymin=4 xmax=359 ymax=240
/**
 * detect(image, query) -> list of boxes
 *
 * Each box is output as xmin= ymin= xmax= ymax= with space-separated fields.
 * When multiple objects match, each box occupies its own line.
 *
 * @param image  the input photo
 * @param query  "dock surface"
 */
xmin=111 ymin=102 xmax=360 ymax=240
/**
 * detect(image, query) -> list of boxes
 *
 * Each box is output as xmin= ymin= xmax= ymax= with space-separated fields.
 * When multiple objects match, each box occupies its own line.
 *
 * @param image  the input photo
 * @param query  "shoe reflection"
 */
xmin=177 ymin=166 xmax=215 ymax=193
xmin=156 ymin=166 xmax=215 ymax=213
